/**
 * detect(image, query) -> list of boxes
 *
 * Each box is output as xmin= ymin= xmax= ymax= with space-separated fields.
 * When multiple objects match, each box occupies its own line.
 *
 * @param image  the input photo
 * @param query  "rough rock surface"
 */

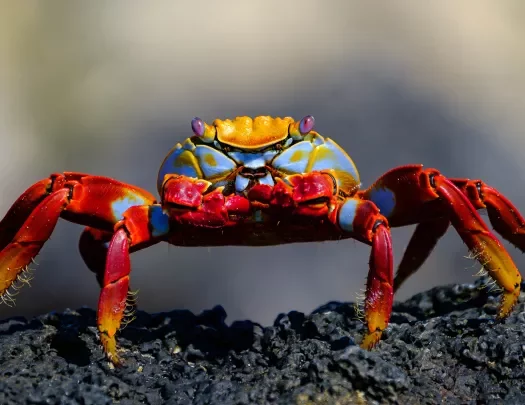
xmin=0 ymin=278 xmax=524 ymax=405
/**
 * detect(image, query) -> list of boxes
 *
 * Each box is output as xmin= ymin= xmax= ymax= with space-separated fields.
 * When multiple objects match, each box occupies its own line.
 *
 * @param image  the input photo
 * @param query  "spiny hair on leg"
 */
xmin=465 ymin=242 xmax=494 ymax=289
xmin=465 ymin=241 xmax=491 ymax=267
xmin=353 ymin=288 xmax=366 ymax=323
xmin=0 ymin=265 xmax=36 ymax=307
xmin=16 ymin=266 xmax=35 ymax=286
xmin=121 ymin=289 xmax=139 ymax=329
xmin=0 ymin=290 xmax=17 ymax=307
xmin=483 ymin=277 xmax=504 ymax=294
xmin=473 ymin=267 xmax=489 ymax=284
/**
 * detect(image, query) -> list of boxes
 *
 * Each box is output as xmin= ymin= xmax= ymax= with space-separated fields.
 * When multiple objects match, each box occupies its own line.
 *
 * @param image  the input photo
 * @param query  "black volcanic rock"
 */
xmin=0 ymin=278 xmax=524 ymax=404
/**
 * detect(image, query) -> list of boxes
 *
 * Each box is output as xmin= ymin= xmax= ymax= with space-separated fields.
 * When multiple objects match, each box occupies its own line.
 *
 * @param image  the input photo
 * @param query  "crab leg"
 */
xmin=97 ymin=204 xmax=169 ymax=365
xmin=0 ymin=189 xmax=70 ymax=301
xmin=451 ymin=178 xmax=525 ymax=252
xmin=266 ymin=171 xmax=395 ymax=348
xmin=393 ymin=178 xmax=525 ymax=292
xmin=362 ymin=165 xmax=522 ymax=318
xmin=334 ymin=198 xmax=394 ymax=350
xmin=99 ymin=175 xmax=250 ymax=365
xmin=0 ymin=181 xmax=47 ymax=252
xmin=0 ymin=173 xmax=156 ymax=301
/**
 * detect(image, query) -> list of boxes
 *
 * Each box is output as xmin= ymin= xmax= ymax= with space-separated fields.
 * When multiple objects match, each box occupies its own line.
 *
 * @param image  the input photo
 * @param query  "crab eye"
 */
xmin=299 ymin=115 xmax=315 ymax=135
xmin=289 ymin=115 xmax=315 ymax=140
xmin=191 ymin=117 xmax=205 ymax=137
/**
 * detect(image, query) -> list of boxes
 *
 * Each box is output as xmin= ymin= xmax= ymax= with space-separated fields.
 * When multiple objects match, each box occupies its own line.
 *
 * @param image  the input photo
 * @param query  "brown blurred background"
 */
xmin=1 ymin=1 xmax=524 ymax=325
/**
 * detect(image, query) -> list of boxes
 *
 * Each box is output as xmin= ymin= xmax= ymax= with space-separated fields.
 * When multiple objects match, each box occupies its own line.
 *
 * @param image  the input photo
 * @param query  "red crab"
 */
xmin=0 ymin=115 xmax=523 ymax=365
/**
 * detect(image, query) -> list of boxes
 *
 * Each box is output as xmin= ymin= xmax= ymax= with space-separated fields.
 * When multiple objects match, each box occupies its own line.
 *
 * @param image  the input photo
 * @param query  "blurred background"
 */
xmin=1 ymin=1 xmax=524 ymax=325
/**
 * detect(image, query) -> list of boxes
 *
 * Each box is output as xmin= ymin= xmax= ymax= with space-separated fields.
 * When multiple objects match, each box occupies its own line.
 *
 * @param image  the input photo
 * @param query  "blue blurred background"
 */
xmin=1 ymin=1 xmax=524 ymax=325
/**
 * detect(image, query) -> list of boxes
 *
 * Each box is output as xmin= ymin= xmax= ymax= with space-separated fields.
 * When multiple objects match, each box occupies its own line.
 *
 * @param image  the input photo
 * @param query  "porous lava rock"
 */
xmin=0 ymin=278 xmax=524 ymax=404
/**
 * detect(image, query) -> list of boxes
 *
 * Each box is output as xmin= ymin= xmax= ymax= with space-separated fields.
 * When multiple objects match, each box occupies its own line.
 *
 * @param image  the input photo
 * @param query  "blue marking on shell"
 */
xmin=235 ymin=175 xmax=250 ymax=192
xmin=157 ymin=158 xmax=199 ymax=192
xmin=160 ymin=148 xmax=199 ymax=178
xmin=157 ymin=140 xmax=200 ymax=191
xmin=368 ymin=186 xmax=396 ymax=218
xmin=258 ymin=173 xmax=274 ymax=187
xmin=272 ymin=141 xmax=313 ymax=174
xmin=338 ymin=199 xmax=359 ymax=232
xmin=309 ymin=138 xmax=360 ymax=182
xmin=111 ymin=194 xmax=147 ymax=222
xmin=194 ymin=145 xmax=237 ymax=178
xmin=228 ymin=150 xmax=278 ymax=168
xmin=149 ymin=205 xmax=170 ymax=237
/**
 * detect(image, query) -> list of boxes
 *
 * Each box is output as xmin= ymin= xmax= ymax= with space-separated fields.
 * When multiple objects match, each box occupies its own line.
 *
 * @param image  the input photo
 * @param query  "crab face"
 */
xmin=157 ymin=115 xmax=361 ymax=197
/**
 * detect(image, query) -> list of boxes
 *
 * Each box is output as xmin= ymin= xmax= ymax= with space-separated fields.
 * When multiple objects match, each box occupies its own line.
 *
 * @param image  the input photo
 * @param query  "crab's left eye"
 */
xmin=299 ymin=115 xmax=315 ymax=135
xmin=191 ymin=117 xmax=205 ymax=137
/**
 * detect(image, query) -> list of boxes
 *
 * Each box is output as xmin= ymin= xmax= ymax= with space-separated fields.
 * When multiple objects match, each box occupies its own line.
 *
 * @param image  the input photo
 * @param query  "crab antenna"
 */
xmin=191 ymin=117 xmax=216 ymax=143
xmin=289 ymin=115 xmax=315 ymax=140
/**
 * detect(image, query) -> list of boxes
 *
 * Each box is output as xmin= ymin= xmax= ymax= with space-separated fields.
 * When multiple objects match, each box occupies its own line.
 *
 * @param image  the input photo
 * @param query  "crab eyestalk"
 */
xmin=289 ymin=115 xmax=315 ymax=140
xmin=191 ymin=117 xmax=216 ymax=143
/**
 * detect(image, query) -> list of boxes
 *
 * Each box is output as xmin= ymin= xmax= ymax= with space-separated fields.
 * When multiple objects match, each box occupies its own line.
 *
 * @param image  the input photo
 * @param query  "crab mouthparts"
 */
xmin=300 ymin=196 xmax=331 ymax=206
xmin=240 ymin=167 xmax=268 ymax=179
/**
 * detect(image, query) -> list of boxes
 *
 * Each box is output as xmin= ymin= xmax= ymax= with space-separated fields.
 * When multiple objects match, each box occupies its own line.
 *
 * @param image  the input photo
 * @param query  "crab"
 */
xmin=0 ymin=115 xmax=523 ymax=365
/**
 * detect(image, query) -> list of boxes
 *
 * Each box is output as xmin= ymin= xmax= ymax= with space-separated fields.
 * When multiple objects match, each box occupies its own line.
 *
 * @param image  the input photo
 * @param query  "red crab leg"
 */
xmin=451 ymin=178 xmax=525 ymax=252
xmin=333 ymin=198 xmax=394 ymax=350
xmin=0 ymin=173 xmax=156 ymax=300
xmin=99 ymin=175 xmax=251 ymax=365
xmin=266 ymin=171 xmax=395 ymax=350
xmin=97 ymin=205 xmax=166 ymax=366
xmin=362 ymin=165 xmax=522 ymax=318
xmin=393 ymin=178 xmax=525 ymax=292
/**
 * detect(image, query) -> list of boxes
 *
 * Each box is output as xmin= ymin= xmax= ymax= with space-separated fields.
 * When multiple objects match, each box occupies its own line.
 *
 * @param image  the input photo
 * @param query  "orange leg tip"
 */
xmin=360 ymin=330 xmax=383 ymax=350
xmin=100 ymin=332 xmax=124 ymax=366
xmin=498 ymin=286 xmax=520 ymax=319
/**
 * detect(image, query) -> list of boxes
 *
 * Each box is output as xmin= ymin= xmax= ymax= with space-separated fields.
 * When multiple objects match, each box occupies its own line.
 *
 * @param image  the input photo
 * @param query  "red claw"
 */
xmin=162 ymin=176 xmax=210 ymax=208
xmin=225 ymin=195 xmax=252 ymax=216
xmin=269 ymin=179 xmax=294 ymax=209
xmin=287 ymin=172 xmax=333 ymax=204
xmin=247 ymin=184 xmax=273 ymax=203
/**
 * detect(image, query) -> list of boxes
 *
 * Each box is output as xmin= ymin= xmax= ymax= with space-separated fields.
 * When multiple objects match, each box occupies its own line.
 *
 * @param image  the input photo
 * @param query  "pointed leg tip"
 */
xmin=100 ymin=333 xmax=124 ymax=367
xmin=497 ymin=287 xmax=520 ymax=320
xmin=360 ymin=330 xmax=383 ymax=350
xmin=108 ymin=354 xmax=125 ymax=368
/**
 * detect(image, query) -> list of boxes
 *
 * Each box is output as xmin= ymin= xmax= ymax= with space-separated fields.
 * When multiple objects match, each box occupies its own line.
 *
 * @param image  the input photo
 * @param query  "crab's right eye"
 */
xmin=299 ymin=115 xmax=315 ymax=135
xmin=289 ymin=114 xmax=316 ymax=140
xmin=191 ymin=117 xmax=205 ymax=137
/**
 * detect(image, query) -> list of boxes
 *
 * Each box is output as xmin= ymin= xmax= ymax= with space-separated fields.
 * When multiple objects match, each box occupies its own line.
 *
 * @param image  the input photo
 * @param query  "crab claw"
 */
xmin=270 ymin=172 xmax=336 ymax=217
xmin=161 ymin=175 xmax=212 ymax=208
